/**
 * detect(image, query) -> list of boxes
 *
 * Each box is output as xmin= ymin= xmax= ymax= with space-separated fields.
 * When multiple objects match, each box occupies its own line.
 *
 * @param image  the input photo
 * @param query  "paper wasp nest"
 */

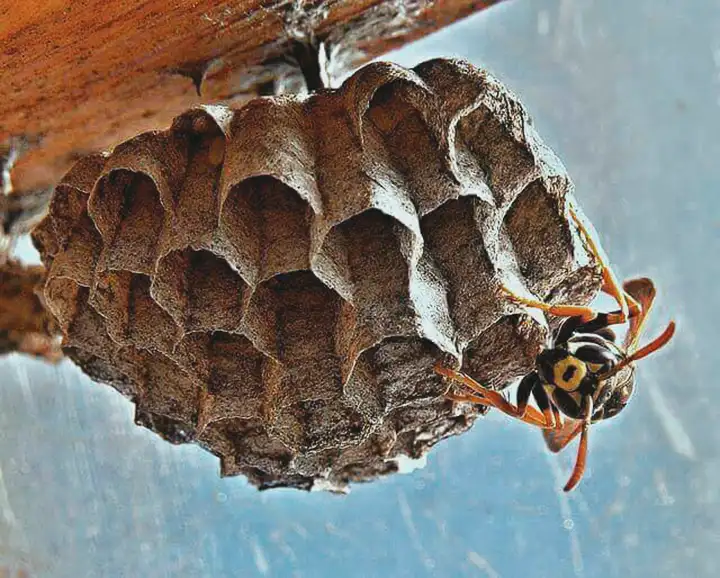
xmin=32 ymin=59 xmax=600 ymax=491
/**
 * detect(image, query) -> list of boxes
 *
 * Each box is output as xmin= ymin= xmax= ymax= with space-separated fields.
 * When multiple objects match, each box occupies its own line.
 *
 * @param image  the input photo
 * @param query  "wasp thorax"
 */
xmin=553 ymin=356 xmax=587 ymax=391
xmin=537 ymin=349 xmax=588 ymax=392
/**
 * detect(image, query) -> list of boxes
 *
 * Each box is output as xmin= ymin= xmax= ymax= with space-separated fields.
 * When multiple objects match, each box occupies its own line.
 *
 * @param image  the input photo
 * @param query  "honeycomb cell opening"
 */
xmin=153 ymin=248 xmax=248 ymax=333
xmin=90 ymin=169 xmax=165 ymax=274
xmin=218 ymin=175 xmax=313 ymax=284
xmin=503 ymin=179 xmax=572 ymax=296
xmin=455 ymin=106 xmax=536 ymax=206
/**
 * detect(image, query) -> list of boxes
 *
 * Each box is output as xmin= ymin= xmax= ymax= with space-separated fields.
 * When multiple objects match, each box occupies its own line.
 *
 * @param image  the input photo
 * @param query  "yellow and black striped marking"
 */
xmin=552 ymin=356 xmax=587 ymax=392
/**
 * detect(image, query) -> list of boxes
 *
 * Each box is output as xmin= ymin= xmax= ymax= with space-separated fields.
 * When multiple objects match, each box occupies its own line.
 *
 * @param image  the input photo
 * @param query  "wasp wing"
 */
xmin=543 ymin=418 xmax=583 ymax=453
xmin=622 ymin=277 xmax=656 ymax=351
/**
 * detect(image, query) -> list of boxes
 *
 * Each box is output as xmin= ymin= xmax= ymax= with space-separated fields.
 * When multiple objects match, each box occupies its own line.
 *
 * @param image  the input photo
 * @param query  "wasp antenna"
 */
xmin=568 ymin=206 xmax=629 ymax=320
xmin=563 ymin=396 xmax=593 ymax=492
xmin=598 ymin=320 xmax=676 ymax=381
xmin=563 ymin=426 xmax=588 ymax=492
xmin=628 ymin=320 xmax=676 ymax=362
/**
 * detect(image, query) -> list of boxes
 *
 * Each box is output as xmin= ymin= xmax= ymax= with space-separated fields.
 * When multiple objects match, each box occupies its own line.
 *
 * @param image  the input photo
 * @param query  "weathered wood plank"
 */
xmin=0 ymin=0 xmax=503 ymax=195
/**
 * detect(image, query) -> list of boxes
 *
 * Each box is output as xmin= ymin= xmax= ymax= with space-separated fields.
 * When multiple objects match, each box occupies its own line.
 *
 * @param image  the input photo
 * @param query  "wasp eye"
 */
xmin=553 ymin=357 xmax=587 ymax=391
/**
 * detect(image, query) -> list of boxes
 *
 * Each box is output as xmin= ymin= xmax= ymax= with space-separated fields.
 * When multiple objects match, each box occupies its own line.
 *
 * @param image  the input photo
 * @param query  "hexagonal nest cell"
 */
xmin=31 ymin=58 xmax=602 ymax=492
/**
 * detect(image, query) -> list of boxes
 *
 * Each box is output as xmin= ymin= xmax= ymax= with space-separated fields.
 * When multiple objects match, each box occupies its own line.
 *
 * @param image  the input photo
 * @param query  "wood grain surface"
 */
xmin=0 ymin=0 xmax=503 ymax=196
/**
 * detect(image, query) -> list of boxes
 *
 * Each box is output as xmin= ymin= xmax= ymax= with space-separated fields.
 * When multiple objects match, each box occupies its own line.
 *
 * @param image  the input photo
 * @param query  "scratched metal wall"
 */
xmin=1 ymin=0 xmax=719 ymax=576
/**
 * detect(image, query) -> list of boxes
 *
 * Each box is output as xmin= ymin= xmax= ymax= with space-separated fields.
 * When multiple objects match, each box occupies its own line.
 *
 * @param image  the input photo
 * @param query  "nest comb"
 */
xmin=31 ymin=58 xmax=601 ymax=491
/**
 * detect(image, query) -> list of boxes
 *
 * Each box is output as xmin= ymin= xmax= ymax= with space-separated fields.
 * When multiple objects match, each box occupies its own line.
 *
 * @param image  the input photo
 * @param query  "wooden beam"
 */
xmin=0 ymin=0 xmax=504 ymax=197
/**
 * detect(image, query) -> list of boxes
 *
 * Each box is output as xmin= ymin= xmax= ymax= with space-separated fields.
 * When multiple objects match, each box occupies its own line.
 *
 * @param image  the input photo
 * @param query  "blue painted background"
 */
xmin=1 ymin=1 xmax=719 ymax=576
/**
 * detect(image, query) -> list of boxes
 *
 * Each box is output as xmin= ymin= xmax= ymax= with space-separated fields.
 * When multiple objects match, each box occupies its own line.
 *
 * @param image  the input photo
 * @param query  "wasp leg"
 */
xmin=446 ymin=390 xmax=550 ymax=429
xmin=500 ymin=280 xmax=642 ymax=328
xmin=445 ymin=391 xmax=491 ymax=405
xmin=554 ymin=297 xmax=645 ymax=346
xmin=436 ymin=363 xmax=553 ymax=428
xmin=502 ymin=208 xmax=647 ymax=327
xmin=528 ymin=379 xmax=561 ymax=430
xmin=500 ymin=285 xmax=598 ymax=323
xmin=515 ymin=372 xmax=559 ymax=429
xmin=500 ymin=282 xmax=640 ymax=325
xmin=568 ymin=207 xmax=630 ymax=322
xmin=514 ymin=372 xmax=535 ymax=416
xmin=599 ymin=294 xmax=644 ymax=327
xmin=563 ymin=395 xmax=594 ymax=492
xmin=551 ymin=403 xmax=564 ymax=430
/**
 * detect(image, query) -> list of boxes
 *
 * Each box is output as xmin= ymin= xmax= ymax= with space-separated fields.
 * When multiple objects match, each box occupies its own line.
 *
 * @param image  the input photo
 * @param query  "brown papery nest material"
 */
xmin=0 ymin=260 xmax=62 ymax=362
xmin=31 ymin=58 xmax=601 ymax=491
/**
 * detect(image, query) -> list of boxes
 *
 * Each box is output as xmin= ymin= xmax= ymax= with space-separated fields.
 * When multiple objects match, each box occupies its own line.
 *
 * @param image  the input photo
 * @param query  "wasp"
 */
xmin=435 ymin=207 xmax=675 ymax=492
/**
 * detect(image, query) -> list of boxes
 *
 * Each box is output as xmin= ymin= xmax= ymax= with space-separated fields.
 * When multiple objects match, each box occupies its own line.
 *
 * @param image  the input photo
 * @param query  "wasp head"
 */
xmin=536 ymin=334 xmax=634 ymax=422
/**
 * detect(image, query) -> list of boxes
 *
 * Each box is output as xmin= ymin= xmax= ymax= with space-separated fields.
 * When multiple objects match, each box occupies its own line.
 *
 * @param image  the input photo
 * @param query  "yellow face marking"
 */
xmin=553 ymin=356 xmax=587 ymax=392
